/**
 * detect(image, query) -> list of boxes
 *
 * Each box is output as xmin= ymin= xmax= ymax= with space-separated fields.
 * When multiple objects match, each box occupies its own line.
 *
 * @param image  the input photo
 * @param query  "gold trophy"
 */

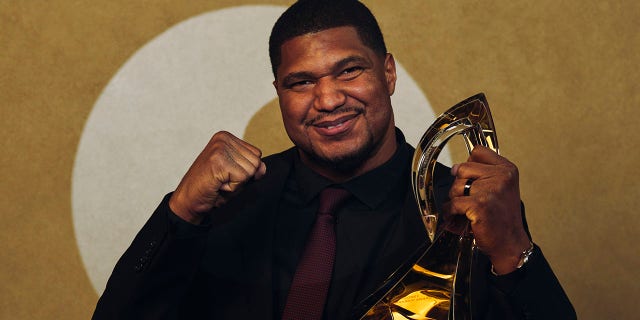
xmin=353 ymin=93 xmax=499 ymax=319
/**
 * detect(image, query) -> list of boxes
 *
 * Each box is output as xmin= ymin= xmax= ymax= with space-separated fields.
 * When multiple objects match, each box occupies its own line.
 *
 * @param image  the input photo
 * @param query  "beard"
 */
xmin=303 ymin=127 xmax=377 ymax=174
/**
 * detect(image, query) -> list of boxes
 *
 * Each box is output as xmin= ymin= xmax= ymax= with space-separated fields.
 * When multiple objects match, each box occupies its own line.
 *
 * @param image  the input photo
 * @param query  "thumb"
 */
xmin=254 ymin=161 xmax=267 ymax=180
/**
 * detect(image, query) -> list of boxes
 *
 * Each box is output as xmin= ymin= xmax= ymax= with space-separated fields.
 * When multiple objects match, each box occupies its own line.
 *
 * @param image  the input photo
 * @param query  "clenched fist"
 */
xmin=169 ymin=131 xmax=267 ymax=224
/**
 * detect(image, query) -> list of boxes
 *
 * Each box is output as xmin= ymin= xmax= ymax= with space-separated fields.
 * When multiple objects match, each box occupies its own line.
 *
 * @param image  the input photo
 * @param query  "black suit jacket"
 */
xmin=93 ymin=146 xmax=575 ymax=319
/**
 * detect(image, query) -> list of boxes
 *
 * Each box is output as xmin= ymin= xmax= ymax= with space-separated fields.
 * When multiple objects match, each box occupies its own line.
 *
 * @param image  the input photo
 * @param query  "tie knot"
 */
xmin=318 ymin=187 xmax=351 ymax=215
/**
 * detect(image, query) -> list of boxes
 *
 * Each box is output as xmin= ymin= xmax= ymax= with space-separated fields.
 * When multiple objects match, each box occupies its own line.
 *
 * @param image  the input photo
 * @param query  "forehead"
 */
xmin=277 ymin=26 xmax=377 ymax=76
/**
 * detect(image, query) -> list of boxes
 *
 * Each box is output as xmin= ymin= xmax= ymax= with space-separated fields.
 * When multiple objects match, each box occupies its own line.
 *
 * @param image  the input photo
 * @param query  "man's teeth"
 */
xmin=326 ymin=122 xmax=344 ymax=129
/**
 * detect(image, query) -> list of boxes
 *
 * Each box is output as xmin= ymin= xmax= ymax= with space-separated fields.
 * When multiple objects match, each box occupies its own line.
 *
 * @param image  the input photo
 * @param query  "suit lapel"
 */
xmin=352 ymin=162 xmax=453 ymax=310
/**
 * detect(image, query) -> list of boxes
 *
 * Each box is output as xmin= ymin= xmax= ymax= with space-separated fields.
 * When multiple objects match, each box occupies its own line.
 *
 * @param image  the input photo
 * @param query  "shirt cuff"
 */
xmin=161 ymin=192 xmax=211 ymax=238
xmin=488 ymin=244 xmax=540 ymax=294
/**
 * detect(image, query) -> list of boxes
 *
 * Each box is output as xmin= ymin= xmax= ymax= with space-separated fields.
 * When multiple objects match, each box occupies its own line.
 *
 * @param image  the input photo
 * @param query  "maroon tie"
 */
xmin=281 ymin=187 xmax=351 ymax=320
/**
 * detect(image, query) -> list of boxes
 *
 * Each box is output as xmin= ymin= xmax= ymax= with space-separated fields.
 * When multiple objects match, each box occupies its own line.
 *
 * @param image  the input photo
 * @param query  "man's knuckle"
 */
xmin=457 ymin=163 xmax=469 ymax=176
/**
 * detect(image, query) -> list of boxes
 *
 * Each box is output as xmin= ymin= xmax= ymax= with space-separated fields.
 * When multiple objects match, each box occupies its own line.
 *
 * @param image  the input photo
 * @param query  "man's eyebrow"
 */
xmin=280 ymin=55 xmax=371 ymax=85
xmin=334 ymin=55 xmax=370 ymax=71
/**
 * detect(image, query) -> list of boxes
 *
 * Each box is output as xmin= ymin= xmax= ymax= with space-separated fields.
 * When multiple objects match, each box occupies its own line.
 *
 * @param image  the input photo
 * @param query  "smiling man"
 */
xmin=93 ymin=1 xmax=575 ymax=319
xmin=275 ymin=26 xmax=397 ymax=181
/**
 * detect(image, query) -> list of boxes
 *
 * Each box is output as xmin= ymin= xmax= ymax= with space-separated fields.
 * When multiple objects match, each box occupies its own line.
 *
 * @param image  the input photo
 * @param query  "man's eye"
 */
xmin=285 ymin=80 xmax=313 ymax=90
xmin=295 ymin=80 xmax=313 ymax=86
xmin=339 ymin=66 xmax=364 ymax=79
xmin=344 ymin=66 xmax=362 ymax=73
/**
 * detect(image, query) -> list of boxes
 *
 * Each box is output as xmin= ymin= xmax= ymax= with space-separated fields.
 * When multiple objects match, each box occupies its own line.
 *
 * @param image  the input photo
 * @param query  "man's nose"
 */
xmin=313 ymin=78 xmax=347 ymax=111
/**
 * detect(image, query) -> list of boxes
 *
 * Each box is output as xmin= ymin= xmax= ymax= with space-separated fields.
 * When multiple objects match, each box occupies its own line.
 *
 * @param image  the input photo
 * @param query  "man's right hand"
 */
xmin=168 ymin=131 xmax=267 ymax=224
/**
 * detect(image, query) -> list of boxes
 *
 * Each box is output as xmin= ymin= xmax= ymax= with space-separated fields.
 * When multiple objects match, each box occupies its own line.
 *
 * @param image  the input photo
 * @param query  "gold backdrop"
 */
xmin=2 ymin=1 xmax=638 ymax=319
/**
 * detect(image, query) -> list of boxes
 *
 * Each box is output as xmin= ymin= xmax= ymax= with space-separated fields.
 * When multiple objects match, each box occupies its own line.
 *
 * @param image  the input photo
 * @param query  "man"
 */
xmin=93 ymin=1 xmax=575 ymax=319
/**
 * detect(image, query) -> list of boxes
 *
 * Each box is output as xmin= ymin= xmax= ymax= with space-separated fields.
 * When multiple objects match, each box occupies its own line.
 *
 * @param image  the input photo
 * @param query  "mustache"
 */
xmin=304 ymin=106 xmax=365 ymax=127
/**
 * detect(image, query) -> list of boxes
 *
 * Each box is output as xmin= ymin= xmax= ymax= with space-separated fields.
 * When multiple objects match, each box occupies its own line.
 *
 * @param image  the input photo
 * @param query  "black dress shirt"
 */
xmin=273 ymin=132 xmax=416 ymax=319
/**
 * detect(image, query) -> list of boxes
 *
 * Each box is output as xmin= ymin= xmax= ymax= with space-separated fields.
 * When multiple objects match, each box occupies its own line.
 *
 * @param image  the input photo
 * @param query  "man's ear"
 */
xmin=384 ymin=53 xmax=397 ymax=95
xmin=273 ymin=79 xmax=283 ymax=97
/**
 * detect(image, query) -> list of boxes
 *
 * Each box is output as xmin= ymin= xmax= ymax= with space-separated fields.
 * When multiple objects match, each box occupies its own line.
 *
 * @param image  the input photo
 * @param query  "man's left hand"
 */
xmin=444 ymin=145 xmax=531 ymax=275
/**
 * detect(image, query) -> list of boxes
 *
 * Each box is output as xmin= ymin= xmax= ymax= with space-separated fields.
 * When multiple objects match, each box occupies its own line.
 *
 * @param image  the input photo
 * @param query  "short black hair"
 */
xmin=269 ymin=0 xmax=387 ymax=78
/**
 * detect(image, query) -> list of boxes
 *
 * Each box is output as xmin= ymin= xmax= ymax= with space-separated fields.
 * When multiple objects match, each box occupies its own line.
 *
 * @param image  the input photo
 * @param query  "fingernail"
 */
xmin=451 ymin=164 xmax=459 ymax=176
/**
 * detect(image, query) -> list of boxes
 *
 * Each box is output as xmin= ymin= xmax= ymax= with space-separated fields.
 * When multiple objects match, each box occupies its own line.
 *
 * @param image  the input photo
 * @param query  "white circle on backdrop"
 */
xmin=72 ymin=5 xmax=449 ymax=294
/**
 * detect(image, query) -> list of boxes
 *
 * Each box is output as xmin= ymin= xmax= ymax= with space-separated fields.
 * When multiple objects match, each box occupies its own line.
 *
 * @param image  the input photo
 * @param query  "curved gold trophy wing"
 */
xmin=353 ymin=93 xmax=499 ymax=320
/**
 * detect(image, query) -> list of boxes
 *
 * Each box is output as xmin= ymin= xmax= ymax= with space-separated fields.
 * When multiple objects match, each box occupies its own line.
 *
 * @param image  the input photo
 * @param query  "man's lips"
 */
xmin=313 ymin=113 xmax=359 ymax=128
xmin=309 ymin=112 xmax=360 ymax=136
